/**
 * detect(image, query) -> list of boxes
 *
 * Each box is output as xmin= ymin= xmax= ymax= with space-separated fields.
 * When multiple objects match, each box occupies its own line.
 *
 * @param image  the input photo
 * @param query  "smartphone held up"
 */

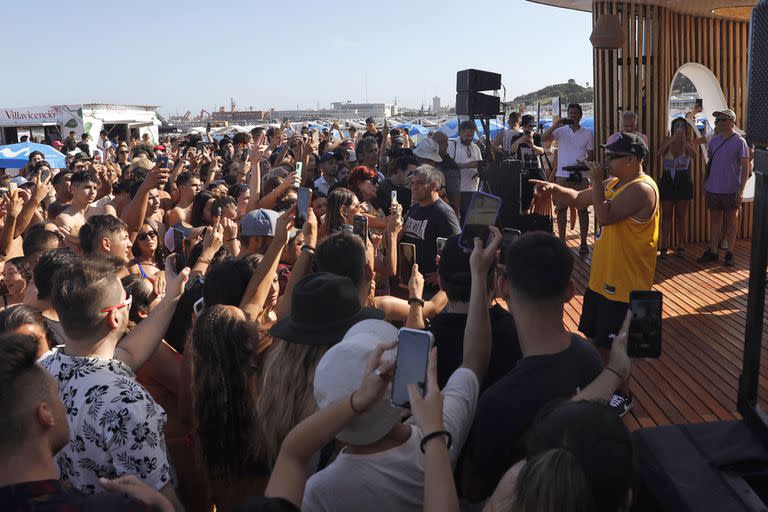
xmin=627 ymin=290 xmax=663 ymax=358
xmin=391 ymin=328 xmax=433 ymax=408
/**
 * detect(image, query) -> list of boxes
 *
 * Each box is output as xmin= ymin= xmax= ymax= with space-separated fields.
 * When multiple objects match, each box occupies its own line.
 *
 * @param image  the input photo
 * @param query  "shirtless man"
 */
xmin=54 ymin=170 xmax=117 ymax=248
xmin=165 ymin=171 xmax=201 ymax=227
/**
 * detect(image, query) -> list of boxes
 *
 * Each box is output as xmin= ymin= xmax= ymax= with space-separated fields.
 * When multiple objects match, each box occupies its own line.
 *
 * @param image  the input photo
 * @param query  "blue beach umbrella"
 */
xmin=396 ymin=122 xmax=430 ymax=137
xmin=0 ymin=142 xmax=67 ymax=169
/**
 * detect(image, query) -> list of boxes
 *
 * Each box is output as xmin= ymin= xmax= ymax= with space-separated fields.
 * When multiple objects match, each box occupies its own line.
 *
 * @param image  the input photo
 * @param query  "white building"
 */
xmin=0 ymin=103 xmax=160 ymax=148
xmin=432 ymin=96 xmax=441 ymax=114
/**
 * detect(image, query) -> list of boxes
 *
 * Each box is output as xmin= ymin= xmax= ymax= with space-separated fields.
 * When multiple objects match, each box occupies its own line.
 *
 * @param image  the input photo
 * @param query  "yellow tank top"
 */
xmin=588 ymin=174 xmax=659 ymax=303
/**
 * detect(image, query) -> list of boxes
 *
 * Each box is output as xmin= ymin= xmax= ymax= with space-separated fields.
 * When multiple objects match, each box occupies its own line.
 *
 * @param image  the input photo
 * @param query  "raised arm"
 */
xmin=573 ymin=311 xmax=631 ymax=402
xmin=0 ymin=193 xmax=22 ymax=260
xmin=275 ymin=207 xmax=317 ymax=321
xmin=15 ymin=175 xmax=51 ymax=238
xmin=541 ymin=119 xmax=563 ymax=143
xmin=267 ymin=342 xmax=395 ymax=507
xmin=405 ymin=264 xmax=425 ymax=329
xmin=461 ymin=226 xmax=500 ymax=382
xmin=123 ymin=165 xmax=169 ymax=241
xmin=114 ymin=256 xmax=190 ymax=371
xmin=240 ymin=207 xmax=294 ymax=321
xmin=587 ymin=161 xmax=655 ymax=226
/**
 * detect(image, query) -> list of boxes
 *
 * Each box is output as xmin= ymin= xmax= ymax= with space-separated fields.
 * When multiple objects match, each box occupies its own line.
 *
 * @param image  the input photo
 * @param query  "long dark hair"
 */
xmin=324 ymin=187 xmax=357 ymax=234
xmin=121 ymin=274 xmax=156 ymax=328
xmin=189 ymin=305 xmax=262 ymax=478
xmin=0 ymin=304 xmax=59 ymax=350
xmin=131 ymin=219 xmax=166 ymax=266
xmin=189 ymin=190 xmax=214 ymax=227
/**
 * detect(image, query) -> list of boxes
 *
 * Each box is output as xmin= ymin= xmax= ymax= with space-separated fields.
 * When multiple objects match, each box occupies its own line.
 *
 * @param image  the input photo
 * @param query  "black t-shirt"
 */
xmin=428 ymin=304 xmax=522 ymax=392
xmin=402 ymin=199 xmax=461 ymax=277
xmin=468 ymin=335 xmax=603 ymax=492
xmin=375 ymin=178 xmax=411 ymax=215
xmin=362 ymin=130 xmax=384 ymax=146
xmin=509 ymin=132 xmax=543 ymax=172
xmin=437 ymin=153 xmax=460 ymax=174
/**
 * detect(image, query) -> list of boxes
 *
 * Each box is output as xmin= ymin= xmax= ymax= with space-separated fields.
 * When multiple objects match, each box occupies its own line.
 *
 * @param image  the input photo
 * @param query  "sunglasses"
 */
xmin=100 ymin=294 xmax=132 ymax=314
xmin=366 ymin=177 xmax=379 ymax=186
xmin=137 ymin=230 xmax=157 ymax=241
xmin=604 ymin=152 xmax=633 ymax=161
xmin=119 ymin=150 xmax=130 ymax=155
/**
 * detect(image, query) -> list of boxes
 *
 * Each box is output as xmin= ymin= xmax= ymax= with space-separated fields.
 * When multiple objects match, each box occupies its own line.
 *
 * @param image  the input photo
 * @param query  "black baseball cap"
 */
xmin=602 ymin=132 xmax=648 ymax=160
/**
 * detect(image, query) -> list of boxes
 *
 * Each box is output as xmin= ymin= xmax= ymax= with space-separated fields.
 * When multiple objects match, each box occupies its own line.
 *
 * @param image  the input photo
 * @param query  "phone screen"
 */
xmin=391 ymin=328 xmax=433 ymax=407
xmin=499 ymin=228 xmax=521 ymax=265
xmin=295 ymin=187 xmax=310 ymax=229
xmin=398 ymin=243 xmax=416 ymax=286
xmin=173 ymin=230 xmax=186 ymax=274
xmin=460 ymin=193 xmax=501 ymax=249
xmin=157 ymin=155 xmax=169 ymax=168
xmin=628 ymin=291 xmax=663 ymax=358
xmin=295 ymin=162 xmax=303 ymax=186
xmin=353 ymin=215 xmax=368 ymax=243
xmin=695 ymin=98 xmax=703 ymax=109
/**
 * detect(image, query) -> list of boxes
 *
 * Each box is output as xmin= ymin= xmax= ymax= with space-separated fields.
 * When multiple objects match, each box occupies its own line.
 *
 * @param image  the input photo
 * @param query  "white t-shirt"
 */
xmin=553 ymin=126 xmax=595 ymax=178
xmin=502 ymin=128 xmax=524 ymax=153
xmin=448 ymin=140 xmax=483 ymax=192
xmin=302 ymin=368 xmax=480 ymax=512
xmin=40 ymin=348 xmax=172 ymax=494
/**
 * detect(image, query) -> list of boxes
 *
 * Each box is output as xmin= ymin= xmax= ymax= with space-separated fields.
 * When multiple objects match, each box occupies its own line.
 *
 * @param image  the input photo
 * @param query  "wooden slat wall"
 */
xmin=592 ymin=1 xmax=752 ymax=243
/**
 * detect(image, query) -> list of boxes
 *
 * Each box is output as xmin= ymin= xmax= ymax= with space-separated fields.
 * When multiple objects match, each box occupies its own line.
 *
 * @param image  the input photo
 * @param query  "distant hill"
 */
xmin=513 ymin=79 xmax=594 ymax=105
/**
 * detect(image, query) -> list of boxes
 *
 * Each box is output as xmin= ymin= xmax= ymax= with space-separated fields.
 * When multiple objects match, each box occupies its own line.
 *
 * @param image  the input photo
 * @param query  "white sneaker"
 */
xmin=720 ymin=240 xmax=729 ymax=250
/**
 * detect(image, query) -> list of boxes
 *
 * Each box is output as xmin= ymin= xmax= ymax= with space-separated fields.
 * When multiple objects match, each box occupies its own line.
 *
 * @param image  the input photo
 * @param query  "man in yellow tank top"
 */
xmin=531 ymin=133 xmax=659 ymax=415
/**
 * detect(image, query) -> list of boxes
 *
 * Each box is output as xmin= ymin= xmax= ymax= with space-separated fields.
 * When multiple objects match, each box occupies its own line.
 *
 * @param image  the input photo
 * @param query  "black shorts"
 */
xmin=578 ymin=287 xmax=629 ymax=348
xmin=658 ymin=170 xmax=693 ymax=201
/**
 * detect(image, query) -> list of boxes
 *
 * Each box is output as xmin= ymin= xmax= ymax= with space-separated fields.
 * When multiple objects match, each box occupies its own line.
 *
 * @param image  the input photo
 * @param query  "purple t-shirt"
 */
xmin=705 ymin=134 xmax=749 ymax=194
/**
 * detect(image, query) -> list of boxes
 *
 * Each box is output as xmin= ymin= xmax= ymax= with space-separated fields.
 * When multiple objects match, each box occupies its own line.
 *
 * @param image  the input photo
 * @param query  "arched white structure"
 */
xmin=668 ymin=62 xmax=730 ymax=128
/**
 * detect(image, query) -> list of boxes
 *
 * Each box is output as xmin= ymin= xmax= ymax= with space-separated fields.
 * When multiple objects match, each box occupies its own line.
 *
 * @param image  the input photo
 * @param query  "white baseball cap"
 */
xmin=313 ymin=319 xmax=401 ymax=445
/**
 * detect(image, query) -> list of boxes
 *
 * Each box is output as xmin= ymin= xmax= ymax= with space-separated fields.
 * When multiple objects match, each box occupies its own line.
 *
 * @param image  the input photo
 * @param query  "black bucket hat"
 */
xmin=268 ymin=272 xmax=384 ymax=346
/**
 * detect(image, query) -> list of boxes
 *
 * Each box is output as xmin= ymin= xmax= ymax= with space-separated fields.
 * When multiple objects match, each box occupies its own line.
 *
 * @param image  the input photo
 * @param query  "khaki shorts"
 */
xmin=555 ymin=176 xmax=590 ymax=211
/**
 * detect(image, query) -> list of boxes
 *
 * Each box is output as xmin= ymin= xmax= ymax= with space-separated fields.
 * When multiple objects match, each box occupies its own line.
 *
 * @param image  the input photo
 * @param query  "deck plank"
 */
xmin=558 ymin=231 xmax=759 ymax=430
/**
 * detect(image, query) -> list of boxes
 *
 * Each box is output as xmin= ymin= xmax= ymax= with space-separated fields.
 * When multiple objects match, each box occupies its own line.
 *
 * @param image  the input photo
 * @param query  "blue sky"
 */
xmin=5 ymin=0 xmax=593 ymax=115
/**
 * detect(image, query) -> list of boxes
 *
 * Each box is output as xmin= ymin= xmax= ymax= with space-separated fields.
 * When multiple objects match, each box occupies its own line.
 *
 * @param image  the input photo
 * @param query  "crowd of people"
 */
xmin=0 ymin=103 xmax=752 ymax=511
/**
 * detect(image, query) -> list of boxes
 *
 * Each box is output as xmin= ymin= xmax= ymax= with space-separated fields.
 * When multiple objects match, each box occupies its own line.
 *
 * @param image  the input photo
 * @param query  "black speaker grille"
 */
xmin=747 ymin=1 xmax=768 ymax=149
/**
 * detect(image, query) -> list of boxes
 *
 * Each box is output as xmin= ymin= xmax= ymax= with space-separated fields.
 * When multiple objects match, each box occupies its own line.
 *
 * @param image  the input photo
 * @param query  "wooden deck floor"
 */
xmin=560 ymin=230 xmax=760 ymax=431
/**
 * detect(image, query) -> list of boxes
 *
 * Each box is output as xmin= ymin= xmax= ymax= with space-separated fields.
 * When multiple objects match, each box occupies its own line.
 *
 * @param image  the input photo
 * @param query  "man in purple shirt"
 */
xmin=698 ymin=109 xmax=751 ymax=267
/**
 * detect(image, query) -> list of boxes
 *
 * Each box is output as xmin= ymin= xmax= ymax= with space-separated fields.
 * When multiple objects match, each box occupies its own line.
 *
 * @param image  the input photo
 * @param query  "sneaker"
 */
xmin=697 ymin=250 xmax=718 ymax=263
xmin=720 ymin=240 xmax=729 ymax=250
xmin=724 ymin=251 xmax=735 ymax=266
xmin=659 ymin=248 xmax=668 ymax=260
xmin=579 ymin=243 xmax=589 ymax=256
xmin=609 ymin=392 xmax=634 ymax=417
xmin=675 ymin=246 xmax=686 ymax=258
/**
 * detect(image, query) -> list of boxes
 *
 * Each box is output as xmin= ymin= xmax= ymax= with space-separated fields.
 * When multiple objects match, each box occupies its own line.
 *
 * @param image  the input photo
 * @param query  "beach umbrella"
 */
xmin=0 ymin=142 xmax=66 ymax=169
xmin=437 ymin=118 xmax=505 ymax=140
xmin=396 ymin=122 xmax=430 ymax=137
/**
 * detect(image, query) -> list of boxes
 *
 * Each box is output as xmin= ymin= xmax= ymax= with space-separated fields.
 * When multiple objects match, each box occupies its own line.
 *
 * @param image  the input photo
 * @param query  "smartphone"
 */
xmin=627 ymin=290 xmax=663 ymax=358
xmin=173 ymin=229 xmax=186 ymax=274
xmin=398 ymin=243 xmax=416 ymax=287
xmin=211 ymin=205 xmax=222 ymax=218
xmin=391 ymin=328 xmax=434 ymax=408
xmin=459 ymin=192 xmax=502 ymax=250
xmin=436 ymin=237 xmax=447 ymax=255
xmin=561 ymin=118 xmax=575 ymax=125
xmin=241 ymin=148 xmax=249 ymax=162
xmin=8 ymin=182 xmax=17 ymax=194
xmin=157 ymin=155 xmax=169 ymax=168
xmin=295 ymin=187 xmax=310 ymax=229
xmin=295 ymin=162 xmax=303 ymax=187
xmin=499 ymin=228 xmax=521 ymax=265
xmin=40 ymin=167 xmax=51 ymax=182
xmin=391 ymin=190 xmax=398 ymax=207
xmin=695 ymin=98 xmax=703 ymax=109
xmin=193 ymin=296 xmax=205 ymax=318
xmin=196 ymin=141 xmax=205 ymax=151
xmin=353 ymin=214 xmax=368 ymax=243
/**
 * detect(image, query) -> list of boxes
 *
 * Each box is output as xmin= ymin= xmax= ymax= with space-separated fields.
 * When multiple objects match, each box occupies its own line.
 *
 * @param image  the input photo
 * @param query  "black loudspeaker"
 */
xmin=456 ymin=69 xmax=501 ymax=93
xmin=746 ymin=0 xmax=768 ymax=149
xmin=456 ymin=92 xmax=501 ymax=117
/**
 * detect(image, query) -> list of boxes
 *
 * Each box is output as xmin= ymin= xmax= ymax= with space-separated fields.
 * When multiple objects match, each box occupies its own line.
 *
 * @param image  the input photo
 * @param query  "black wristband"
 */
xmin=408 ymin=297 xmax=425 ymax=307
xmin=420 ymin=430 xmax=452 ymax=454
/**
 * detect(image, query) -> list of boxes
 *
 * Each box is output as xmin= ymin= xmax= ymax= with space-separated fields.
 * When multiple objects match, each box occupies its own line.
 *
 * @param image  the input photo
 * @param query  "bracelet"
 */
xmin=225 ymin=237 xmax=238 ymax=243
xmin=420 ymin=430 xmax=452 ymax=454
xmin=302 ymin=244 xmax=316 ymax=252
xmin=301 ymin=246 xmax=315 ymax=256
xmin=408 ymin=297 xmax=425 ymax=307
xmin=605 ymin=366 xmax=624 ymax=381
xmin=197 ymin=257 xmax=212 ymax=265
xmin=349 ymin=392 xmax=366 ymax=414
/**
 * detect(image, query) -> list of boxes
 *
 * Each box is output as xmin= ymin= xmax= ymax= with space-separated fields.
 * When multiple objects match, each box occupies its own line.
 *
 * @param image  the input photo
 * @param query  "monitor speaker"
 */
xmin=746 ymin=0 xmax=768 ymax=149
xmin=456 ymin=69 xmax=502 ymax=93
xmin=456 ymin=92 xmax=501 ymax=117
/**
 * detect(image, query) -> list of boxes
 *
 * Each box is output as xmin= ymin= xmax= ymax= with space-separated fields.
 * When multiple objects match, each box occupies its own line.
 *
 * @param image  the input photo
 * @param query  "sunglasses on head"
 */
xmin=137 ymin=230 xmax=157 ymax=241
